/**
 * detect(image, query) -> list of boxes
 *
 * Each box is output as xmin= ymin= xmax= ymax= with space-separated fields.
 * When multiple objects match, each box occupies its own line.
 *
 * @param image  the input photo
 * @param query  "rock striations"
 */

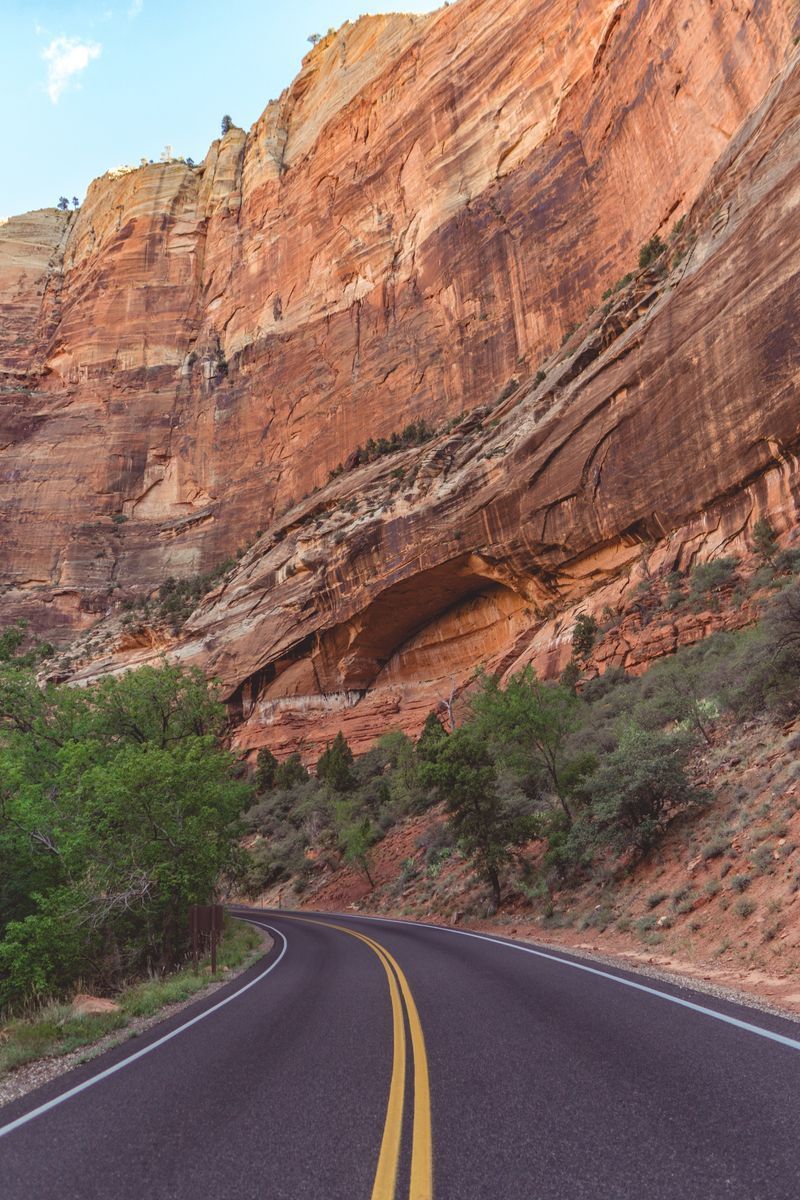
xmin=2 ymin=0 xmax=799 ymax=756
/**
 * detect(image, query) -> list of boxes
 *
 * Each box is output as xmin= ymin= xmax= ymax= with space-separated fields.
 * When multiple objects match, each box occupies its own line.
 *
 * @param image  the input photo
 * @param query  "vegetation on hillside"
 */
xmin=243 ymin=573 xmax=800 ymax=911
xmin=0 ymin=646 xmax=251 ymax=1015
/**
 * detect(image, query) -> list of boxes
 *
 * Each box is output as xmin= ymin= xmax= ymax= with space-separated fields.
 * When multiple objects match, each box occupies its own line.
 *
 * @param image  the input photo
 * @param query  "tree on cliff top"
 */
xmin=220 ymin=114 xmax=234 ymax=136
xmin=57 ymin=197 xmax=69 ymax=211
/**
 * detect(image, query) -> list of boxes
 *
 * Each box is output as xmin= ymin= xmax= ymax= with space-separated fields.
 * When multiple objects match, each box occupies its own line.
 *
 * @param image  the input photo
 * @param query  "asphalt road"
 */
xmin=1 ymin=909 xmax=799 ymax=1199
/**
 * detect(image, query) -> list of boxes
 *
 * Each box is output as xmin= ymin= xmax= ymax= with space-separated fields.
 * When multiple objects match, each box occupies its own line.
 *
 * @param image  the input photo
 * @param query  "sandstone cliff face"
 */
xmin=62 ymin=37 xmax=800 ymax=763
xmin=1 ymin=0 xmax=795 ymax=647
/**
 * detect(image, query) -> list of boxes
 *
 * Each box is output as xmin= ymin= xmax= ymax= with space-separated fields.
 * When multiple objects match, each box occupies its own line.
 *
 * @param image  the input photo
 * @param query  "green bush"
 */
xmin=638 ymin=235 xmax=667 ymax=268
xmin=579 ymin=724 xmax=702 ymax=853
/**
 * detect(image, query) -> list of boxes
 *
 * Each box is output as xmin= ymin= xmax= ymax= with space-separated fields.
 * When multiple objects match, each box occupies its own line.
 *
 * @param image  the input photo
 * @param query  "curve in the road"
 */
xmin=0 ymin=922 xmax=288 ymax=1142
xmin=2 ymin=907 xmax=800 ymax=1200
xmin=286 ymin=915 xmax=433 ymax=1200
xmin=328 ymin=912 xmax=800 ymax=1054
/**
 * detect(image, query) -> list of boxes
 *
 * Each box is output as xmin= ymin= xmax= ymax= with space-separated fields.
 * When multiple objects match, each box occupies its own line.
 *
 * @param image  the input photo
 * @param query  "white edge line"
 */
xmin=0 ymin=921 xmax=286 ymax=1141
xmin=297 ymin=910 xmax=800 ymax=1055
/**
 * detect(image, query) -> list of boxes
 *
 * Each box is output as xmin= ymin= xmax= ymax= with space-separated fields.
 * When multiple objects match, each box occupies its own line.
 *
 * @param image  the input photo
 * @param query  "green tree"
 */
xmin=420 ymin=728 xmax=531 ymax=907
xmin=317 ymin=731 xmax=355 ymax=792
xmin=0 ymin=657 xmax=250 ymax=1009
xmin=274 ymin=753 xmax=309 ymax=789
xmin=220 ymin=114 xmax=234 ymax=135
xmin=572 ymin=613 xmax=599 ymax=661
xmin=338 ymin=813 xmax=376 ymax=888
xmin=254 ymin=747 xmax=279 ymax=792
xmin=752 ymin=518 xmax=778 ymax=568
xmin=416 ymin=711 xmax=447 ymax=763
xmin=639 ymin=235 xmax=666 ymax=268
xmin=470 ymin=668 xmax=582 ymax=825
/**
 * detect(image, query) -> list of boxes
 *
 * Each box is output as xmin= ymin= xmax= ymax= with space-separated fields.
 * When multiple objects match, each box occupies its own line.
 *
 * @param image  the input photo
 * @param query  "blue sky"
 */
xmin=2 ymin=1 xmax=439 ymax=218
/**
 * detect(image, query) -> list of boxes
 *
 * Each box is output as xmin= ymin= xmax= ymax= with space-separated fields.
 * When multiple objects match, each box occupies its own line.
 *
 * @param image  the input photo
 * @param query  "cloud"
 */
xmin=128 ymin=0 xmax=143 ymax=16
xmin=41 ymin=36 xmax=101 ymax=104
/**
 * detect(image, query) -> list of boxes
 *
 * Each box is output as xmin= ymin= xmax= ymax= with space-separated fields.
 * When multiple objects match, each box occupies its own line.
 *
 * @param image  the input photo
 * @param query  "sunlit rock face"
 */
xmin=2 ymin=0 xmax=799 ymax=754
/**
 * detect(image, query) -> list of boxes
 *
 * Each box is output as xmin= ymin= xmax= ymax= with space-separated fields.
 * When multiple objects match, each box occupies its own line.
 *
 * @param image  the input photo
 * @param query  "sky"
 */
xmin=1 ymin=1 xmax=440 ymax=218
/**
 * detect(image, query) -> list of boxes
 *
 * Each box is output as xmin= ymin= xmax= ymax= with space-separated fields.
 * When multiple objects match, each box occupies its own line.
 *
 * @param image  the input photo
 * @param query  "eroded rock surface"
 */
xmin=2 ymin=0 xmax=799 ymax=755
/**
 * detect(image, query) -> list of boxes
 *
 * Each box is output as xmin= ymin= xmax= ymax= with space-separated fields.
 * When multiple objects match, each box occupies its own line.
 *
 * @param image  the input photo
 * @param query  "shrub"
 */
xmin=729 ymin=874 xmax=751 ymax=893
xmin=689 ymin=556 xmax=739 ymax=600
xmin=581 ymin=724 xmax=701 ymax=853
xmin=638 ymin=235 xmax=667 ymax=268
xmin=734 ymin=897 xmax=757 ymax=918
xmin=752 ymin=518 xmax=778 ymax=567
xmin=572 ymin=613 xmax=599 ymax=661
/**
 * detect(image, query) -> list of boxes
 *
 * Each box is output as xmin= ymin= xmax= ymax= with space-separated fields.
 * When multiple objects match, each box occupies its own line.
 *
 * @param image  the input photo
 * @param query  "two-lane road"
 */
xmin=1 ymin=909 xmax=799 ymax=1198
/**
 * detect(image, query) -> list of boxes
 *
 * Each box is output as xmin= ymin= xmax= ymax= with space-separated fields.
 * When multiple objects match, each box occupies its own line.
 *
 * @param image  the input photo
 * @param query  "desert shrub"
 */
xmin=752 ymin=519 xmax=778 ymax=567
xmin=734 ymin=897 xmax=757 ymax=918
xmin=580 ymin=724 xmax=701 ymax=853
xmin=572 ymin=613 xmax=600 ymax=661
xmin=700 ymin=837 xmax=729 ymax=861
xmin=689 ymin=556 xmax=739 ymax=602
xmin=729 ymin=874 xmax=751 ymax=893
xmin=639 ymin=235 xmax=667 ymax=268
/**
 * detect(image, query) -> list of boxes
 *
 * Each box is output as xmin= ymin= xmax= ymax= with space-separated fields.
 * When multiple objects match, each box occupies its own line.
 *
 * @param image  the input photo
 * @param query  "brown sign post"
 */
xmin=189 ymin=904 xmax=224 ymax=973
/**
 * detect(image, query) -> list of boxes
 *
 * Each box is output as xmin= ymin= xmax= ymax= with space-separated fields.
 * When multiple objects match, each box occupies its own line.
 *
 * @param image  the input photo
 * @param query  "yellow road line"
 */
xmin=284 ymin=915 xmax=433 ymax=1200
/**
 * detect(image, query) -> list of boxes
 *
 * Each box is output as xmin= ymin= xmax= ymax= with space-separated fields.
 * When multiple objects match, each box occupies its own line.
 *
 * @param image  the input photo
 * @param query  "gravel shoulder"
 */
xmin=0 ymin=927 xmax=272 ymax=1110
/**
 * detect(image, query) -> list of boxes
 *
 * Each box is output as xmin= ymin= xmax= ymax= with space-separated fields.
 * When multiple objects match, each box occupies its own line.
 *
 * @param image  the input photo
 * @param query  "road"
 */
xmin=1 ymin=909 xmax=799 ymax=1199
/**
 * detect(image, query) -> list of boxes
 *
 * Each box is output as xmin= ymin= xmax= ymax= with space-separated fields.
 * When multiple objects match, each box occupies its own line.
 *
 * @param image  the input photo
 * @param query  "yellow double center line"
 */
xmin=287 ymin=916 xmax=432 ymax=1200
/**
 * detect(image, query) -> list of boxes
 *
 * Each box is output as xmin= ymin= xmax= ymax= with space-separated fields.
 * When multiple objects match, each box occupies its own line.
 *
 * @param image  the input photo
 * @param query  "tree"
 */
xmin=71 ymin=197 xmax=80 ymax=210
xmin=317 ymin=731 xmax=354 ymax=792
xmin=752 ymin=518 xmax=778 ymax=568
xmin=57 ymin=197 xmax=69 ymax=212
xmin=185 ymin=157 xmax=195 ymax=168
xmin=274 ymin=752 xmax=308 ymax=789
xmin=307 ymin=32 xmax=322 ymax=45
xmin=470 ymin=668 xmax=582 ymax=824
xmin=572 ymin=613 xmax=599 ymax=661
xmin=220 ymin=114 xmax=234 ymax=136
xmin=639 ymin=235 xmax=666 ymax=268
xmin=635 ymin=654 xmax=716 ymax=744
xmin=419 ymin=728 xmax=531 ymax=908
xmin=254 ymin=747 xmax=279 ymax=792
xmin=0 ymin=656 xmax=250 ymax=1009
xmin=339 ymin=814 xmax=375 ymax=888
xmin=416 ymin=711 xmax=448 ymax=764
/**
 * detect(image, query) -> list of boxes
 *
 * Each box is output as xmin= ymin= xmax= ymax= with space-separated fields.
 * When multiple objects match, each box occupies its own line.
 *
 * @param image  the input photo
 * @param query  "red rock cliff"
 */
xmin=0 ymin=0 xmax=796 ymax=648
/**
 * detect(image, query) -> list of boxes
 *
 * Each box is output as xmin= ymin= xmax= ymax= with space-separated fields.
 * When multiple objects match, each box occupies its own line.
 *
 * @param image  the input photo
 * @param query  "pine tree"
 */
xmin=317 ymin=731 xmax=355 ymax=792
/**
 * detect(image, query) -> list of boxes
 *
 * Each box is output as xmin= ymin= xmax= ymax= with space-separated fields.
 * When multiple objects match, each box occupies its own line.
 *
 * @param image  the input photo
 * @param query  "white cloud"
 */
xmin=128 ymin=0 xmax=143 ymax=17
xmin=41 ymin=36 xmax=101 ymax=104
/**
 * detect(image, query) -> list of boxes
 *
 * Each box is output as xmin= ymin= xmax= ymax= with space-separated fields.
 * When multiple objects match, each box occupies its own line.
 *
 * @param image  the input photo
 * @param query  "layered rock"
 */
xmin=64 ymin=38 xmax=800 ymax=760
xmin=1 ymin=0 xmax=795 ymax=646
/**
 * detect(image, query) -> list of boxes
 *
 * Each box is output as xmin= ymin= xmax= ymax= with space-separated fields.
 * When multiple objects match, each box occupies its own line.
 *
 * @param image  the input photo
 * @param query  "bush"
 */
xmin=700 ymin=837 xmax=728 ymax=861
xmin=689 ymin=556 xmax=739 ymax=600
xmin=638 ymin=235 xmax=667 ymax=268
xmin=580 ymin=724 xmax=701 ymax=853
xmin=734 ymin=897 xmax=757 ymax=918
xmin=572 ymin=613 xmax=599 ymax=661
